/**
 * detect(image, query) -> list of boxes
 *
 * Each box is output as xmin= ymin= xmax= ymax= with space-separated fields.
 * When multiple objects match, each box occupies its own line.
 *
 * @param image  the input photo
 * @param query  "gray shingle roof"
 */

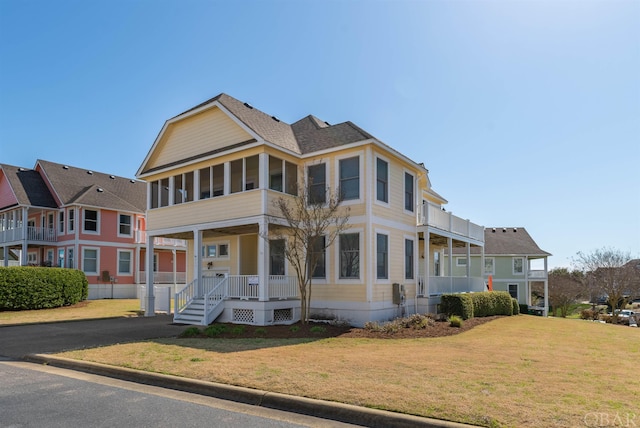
xmin=0 ymin=164 xmax=58 ymax=209
xmin=38 ymin=160 xmax=146 ymax=212
xmin=168 ymin=93 xmax=375 ymax=157
xmin=452 ymin=227 xmax=551 ymax=257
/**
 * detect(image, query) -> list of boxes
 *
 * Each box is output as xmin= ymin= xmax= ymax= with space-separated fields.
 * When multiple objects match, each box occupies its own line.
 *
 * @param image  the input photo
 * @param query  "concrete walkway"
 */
xmin=0 ymin=315 xmax=477 ymax=428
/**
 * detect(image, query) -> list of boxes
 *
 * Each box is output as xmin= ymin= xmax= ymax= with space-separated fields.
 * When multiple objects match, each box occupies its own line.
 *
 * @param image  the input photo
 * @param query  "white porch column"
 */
xmin=258 ymin=219 xmax=269 ymax=302
xmin=21 ymin=207 xmax=28 ymax=266
xmin=543 ymin=257 xmax=549 ymax=317
xmin=3 ymin=246 xmax=8 ymax=267
xmin=481 ymin=246 xmax=485 ymax=288
xmin=423 ymin=232 xmax=430 ymax=297
xmin=144 ymin=235 xmax=155 ymax=317
xmin=447 ymin=237 xmax=453 ymax=293
xmin=172 ymin=249 xmax=177 ymax=288
xmin=524 ymin=256 xmax=530 ymax=306
xmin=194 ymin=229 xmax=202 ymax=295
xmin=465 ymin=242 xmax=471 ymax=278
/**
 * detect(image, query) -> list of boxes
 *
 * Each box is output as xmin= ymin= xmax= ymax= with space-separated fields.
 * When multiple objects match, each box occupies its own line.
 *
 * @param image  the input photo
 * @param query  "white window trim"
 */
xmin=513 ymin=257 xmax=524 ymax=275
xmin=403 ymin=169 xmax=416 ymax=215
xmin=202 ymin=240 xmax=231 ymax=259
xmin=82 ymin=247 xmax=100 ymax=275
xmin=117 ymin=249 xmax=133 ymax=276
xmin=67 ymin=247 xmax=75 ymax=269
xmin=28 ymin=252 xmax=38 ymax=264
xmin=82 ymin=209 xmax=100 ymax=235
xmin=375 ymin=229 xmax=390 ymax=283
xmin=58 ymin=210 xmax=65 ymax=234
xmin=508 ymin=283 xmax=519 ymax=299
xmin=335 ymin=229 xmax=363 ymax=284
xmin=484 ymin=257 xmax=495 ymax=275
xmin=304 ymin=159 xmax=329 ymax=207
xmin=403 ymin=235 xmax=416 ymax=280
xmin=117 ymin=212 xmax=133 ymax=238
xmin=374 ymin=154 xmax=390 ymax=207
xmin=334 ymin=151 xmax=364 ymax=206
xmin=456 ymin=257 xmax=467 ymax=267
xmin=67 ymin=207 xmax=75 ymax=234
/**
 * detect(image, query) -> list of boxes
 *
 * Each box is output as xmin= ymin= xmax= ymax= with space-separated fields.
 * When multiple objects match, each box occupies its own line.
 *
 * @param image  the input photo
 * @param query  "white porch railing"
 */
xmin=138 ymin=271 xmax=186 ymax=284
xmin=528 ymin=270 xmax=547 ymax=279
xmin=203 ymin=278 xmax=226 ymax=325
xmin=417 ymin=276 xmax=486 ymax=296
xmin=135 ymin=231 xmax=187 ymax=247
xmin=0 ymin=226 xmax=57 ymax=243
xmin=269 ymin=275 xmax=298 ymax=299
xmin=417 ymin=202 xmax=484 ymax=242
xmin=175 ymin=278 xmax=197 ymax=315
xmin=226 ymin=275 xmax=260 ymax=299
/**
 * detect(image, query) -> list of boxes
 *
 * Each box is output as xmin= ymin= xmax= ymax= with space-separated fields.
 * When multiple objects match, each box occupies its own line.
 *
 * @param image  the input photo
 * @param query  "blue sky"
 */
xmin=1 ymin=0 xmax=638 ymax=269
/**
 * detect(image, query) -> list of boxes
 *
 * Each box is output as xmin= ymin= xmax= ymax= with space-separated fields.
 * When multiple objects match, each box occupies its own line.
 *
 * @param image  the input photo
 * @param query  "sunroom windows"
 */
xmin=269 ymin=156 xmax=297 ymax=195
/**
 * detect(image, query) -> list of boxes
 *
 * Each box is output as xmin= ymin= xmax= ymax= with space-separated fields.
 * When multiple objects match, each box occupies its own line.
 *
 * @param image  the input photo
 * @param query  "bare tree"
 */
xmin=545 ymin=268 xmax=585 ymax=317
xmin=573 ymin=248 xmax=640 ymax=323
xmin=266 ymin=180 xmax=350 ymax=323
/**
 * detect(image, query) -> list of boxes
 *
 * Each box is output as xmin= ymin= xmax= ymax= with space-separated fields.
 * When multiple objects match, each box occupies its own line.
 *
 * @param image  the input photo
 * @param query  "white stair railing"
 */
xmin=175 ymin=279 xmax=197 ymax=316
xmin=204 ymin=277 xmax=227 ymax=325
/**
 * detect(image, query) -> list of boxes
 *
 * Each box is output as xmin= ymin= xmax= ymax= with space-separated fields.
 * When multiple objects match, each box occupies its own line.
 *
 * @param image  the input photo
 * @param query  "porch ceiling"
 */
xmin=425 ymin=235 xmax=475 ymax=248
xmin=160 ymin=224 xmax=259 ymax=241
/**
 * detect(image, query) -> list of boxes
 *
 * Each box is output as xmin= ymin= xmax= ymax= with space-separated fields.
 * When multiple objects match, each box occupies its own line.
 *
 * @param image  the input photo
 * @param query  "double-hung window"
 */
xmin=307 ymin=163 xmax=326 ymax=205
xmin=376 ymin=158 xmax=388 ymax=203
xmin=118 ymin=214 xmax=132 ymax=237
xmin=82 ymin=248 xmax=98 ymax=274
xmin=270 ymin=239 xmax=285 ymax=275
xmin=404 ymin=172 xmax=414 ymax=212
xmin=405 ymin=239 xmax=414 ymax=279
xmin=83 ymin=209 xmax=98 ymax=233
xmin=376 ymin=233 xmax=388 ymax=279
xmin=68 ymin=208 xmax=75 ymax=233
xmin=311 ymin=236 xmax=326 ymax=279
xmin=118 ymin=250 xmax=132 ymax=275
xmin=513 ymin=257 xmax=524 ymax=275
xmin=339 ymin=233 xmax=360 ymax=279
xmin=339 ymin=157 xmax=359 ymax=201
xmin=58 ymin=211 xmax=64 ymax=234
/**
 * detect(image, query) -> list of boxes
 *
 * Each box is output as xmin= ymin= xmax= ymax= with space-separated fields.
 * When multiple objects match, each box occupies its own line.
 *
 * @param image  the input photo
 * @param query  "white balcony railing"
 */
xmin=138 ymin=271 xmax=186 ymax=284
xmin=135 ymin=231 xmax=187 ymax=248
xmin=417 ymin=202 xmax=484 ymax=243
xmin=527 ymin=270 xmax=547 ymax=279
xmin=0 ymin=226 xmax=57 ymax=243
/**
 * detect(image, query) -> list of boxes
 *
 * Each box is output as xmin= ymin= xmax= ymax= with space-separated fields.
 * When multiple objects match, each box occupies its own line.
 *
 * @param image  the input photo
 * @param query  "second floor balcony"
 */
xmin=417 ymin=202 xmax=484 ymax=243
xmin=0 ymin=226 xmax=57 ymax=244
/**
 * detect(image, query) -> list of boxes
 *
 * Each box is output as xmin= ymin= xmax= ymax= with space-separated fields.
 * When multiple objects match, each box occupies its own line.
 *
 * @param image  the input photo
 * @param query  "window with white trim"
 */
xmin=83 ymin=209 xmax=99 ymax=233
xmin=456 ymin=257 xmax=467 ymax=267
xmin=57 ymin=249 xmax=64 ymax=268
xmin=513 ymin=257 xmax=524 ymax=275
xmin=67 ymin=248 xmax=74 ymax=269
xmin=118 ymin=214 xmax=132 ymax=237
xmin=484 ymin=257 xmax=495 ymax=275
xmin=339 ymin=157 xmax=359 ymax=201
xmin=82 ymin=248 xmax=99 ymax=274
xmin=307 ymin=163 xmax=326 ymax=205
xmin=269 ymin=156 xmax=298 ymax=195
xmin=404 ymin=172 xmax=414 ymax=212
xmin=270 ymin=239 xmax=285 ymax=276
xmin=58 ymin=211 xmax=64 ymax=234
xmin=405 ymin=238 xmax=414 ymax=279
xmin=376 ymin=158 xmax=388 ymax=203
xmin=311 ymin=236 xmax=326 ymax=279
xmin=508 ymin=284 xmax=518 ymax=299
xmin=117 ymin=250 xmax=133 ymax=275
xmin=376 ymin=233 xmax=388 ymax=280
xmin=68 ymin=208 xmax=75 ymax=233
xmin=339 ymin=233 xmax=360 ymax=279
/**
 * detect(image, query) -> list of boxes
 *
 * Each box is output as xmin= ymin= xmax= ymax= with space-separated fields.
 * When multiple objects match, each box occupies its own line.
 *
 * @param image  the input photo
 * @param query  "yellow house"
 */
xmin=136 ymin=94 xmax=485 ymax=326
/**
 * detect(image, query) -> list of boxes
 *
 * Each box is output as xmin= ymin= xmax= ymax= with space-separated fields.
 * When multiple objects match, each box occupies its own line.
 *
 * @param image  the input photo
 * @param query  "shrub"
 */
xmin=449 ymin=315 xmax=463 ymax=328
xmin=519 ymin=304 xmax=529 ymax=315
xmin=512 ymin=299 xmax=520 ymax=315
xmin=440 ymin=294 xmax=474 ymax=319
xmin=0 ymin=267 xmax=88 ymax=310
xmin=204 ymin=324 xmax=227 ymax=337
xmin=180 ymin=326 xmax=201 ymax=338
xmin=469 ymin=291 xmax=513 ymax=317
xmin=289 ymin=325 xmax=300 ymax=333
xmin=231 ymin=325 xmax=246 ymax=335
xmin=310 ymin=325 xmax=326 ymax=334
xmin=254 ymin=327 xmax=267 ymax=336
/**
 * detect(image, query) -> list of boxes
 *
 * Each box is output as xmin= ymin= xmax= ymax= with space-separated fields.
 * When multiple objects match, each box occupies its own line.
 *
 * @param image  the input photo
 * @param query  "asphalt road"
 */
xmin=0 ymin=359 xmax=354 ymax=428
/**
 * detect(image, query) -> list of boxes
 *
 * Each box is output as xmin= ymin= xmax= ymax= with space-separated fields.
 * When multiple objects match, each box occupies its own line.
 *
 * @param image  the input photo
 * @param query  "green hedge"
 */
xmin=512 ymin=298 xmax=520 ymax=315
xmin=440 ymin=294 xmax=474 ymax=320
xmin=441 ymin=291 xmax=516 ymax=319
xmin=0 ymin=267 xmax=88 ymax=310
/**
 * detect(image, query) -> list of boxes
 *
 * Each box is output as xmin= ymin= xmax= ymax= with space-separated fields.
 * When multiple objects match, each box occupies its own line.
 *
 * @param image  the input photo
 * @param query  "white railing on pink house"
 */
xmin=135 ymin=231 xmax=187 ymax=247
xmin=0 ymin=226 xmax=57 ymax=243
xmin=138 ymin=271 xmax=186 ymax=284
xmin=417 ymin=202 xmax=484 ymax=243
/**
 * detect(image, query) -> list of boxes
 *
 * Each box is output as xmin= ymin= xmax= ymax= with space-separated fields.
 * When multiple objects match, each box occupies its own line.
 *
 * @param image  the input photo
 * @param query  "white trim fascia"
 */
xmin=137 ymin=100 xmax=264 ymax=178
xmin=369 ymin=215 xmax=417 ymax=234
xmin=75 ymin=240 xmax=139 ymax=249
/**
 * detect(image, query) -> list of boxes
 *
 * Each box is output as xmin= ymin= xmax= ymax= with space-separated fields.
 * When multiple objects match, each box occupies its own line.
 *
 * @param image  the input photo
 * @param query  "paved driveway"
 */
xmin=0 ymin=315 xmax=188 ymax=358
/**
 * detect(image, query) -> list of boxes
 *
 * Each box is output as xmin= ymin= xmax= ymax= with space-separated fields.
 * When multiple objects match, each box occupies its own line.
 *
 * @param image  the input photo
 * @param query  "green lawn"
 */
xmin=0 ymin=299 xmax=141 ymax=325
xmin=57 ymin=316 xmax=640 ymax=427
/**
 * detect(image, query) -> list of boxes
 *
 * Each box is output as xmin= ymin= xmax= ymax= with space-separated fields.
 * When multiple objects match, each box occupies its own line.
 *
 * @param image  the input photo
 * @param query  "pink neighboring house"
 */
xmin=0 ymin=160 xmax=186 ymax=299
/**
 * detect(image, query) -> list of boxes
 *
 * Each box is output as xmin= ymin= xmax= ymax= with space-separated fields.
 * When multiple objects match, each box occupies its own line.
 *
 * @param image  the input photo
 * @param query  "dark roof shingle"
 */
xmin=0 ymin=164 xmax=58 ymax=209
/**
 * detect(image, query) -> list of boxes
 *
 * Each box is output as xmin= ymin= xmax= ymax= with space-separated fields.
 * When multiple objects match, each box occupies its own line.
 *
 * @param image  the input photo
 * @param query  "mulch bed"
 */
xmin=183 ymin=316 xmax=503 ymax=340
